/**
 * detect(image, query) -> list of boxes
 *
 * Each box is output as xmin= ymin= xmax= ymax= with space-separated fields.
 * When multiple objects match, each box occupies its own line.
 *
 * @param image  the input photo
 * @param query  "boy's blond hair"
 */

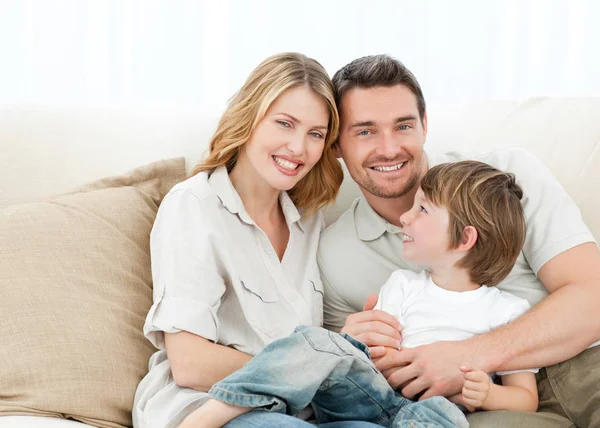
xmin=421 ymin=160 xmax=526 ymax=286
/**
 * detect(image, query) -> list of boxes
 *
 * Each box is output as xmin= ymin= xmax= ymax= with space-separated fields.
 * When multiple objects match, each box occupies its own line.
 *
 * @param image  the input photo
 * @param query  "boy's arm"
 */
xmin=478 ymin=371 xmax=538 ymax=412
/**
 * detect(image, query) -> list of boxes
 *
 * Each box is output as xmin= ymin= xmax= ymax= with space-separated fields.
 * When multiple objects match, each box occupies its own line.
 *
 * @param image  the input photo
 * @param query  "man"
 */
xmin=318 ymin=54 xmax=600 ymax=427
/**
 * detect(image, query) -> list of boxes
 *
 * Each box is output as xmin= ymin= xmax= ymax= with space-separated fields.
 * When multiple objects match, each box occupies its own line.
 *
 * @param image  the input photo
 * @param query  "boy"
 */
xmin=182 ymin=161 xmax=538 ymax=428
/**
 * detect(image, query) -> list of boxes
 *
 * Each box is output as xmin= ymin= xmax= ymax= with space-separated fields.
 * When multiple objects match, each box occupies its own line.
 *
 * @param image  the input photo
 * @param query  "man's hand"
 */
xmin=381 ymin=340 xmax=474 ymax=400
xmin=460 ymin=366 xmax=490 ymax=410
xmin=341 ymin=294 xmax=402 ymax=358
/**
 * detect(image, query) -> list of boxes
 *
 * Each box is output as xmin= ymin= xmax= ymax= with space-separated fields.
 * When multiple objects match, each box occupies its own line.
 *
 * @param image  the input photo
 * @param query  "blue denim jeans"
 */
xmin=223 ymin=411 xmax=383 ymax=427
xmin=209 ymin=326 xmax=468 ymax=428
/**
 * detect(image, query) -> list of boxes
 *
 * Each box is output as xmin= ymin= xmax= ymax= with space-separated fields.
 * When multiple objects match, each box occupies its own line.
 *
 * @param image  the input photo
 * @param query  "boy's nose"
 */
xmin=399 ymin=212 xmax=409 ymax=227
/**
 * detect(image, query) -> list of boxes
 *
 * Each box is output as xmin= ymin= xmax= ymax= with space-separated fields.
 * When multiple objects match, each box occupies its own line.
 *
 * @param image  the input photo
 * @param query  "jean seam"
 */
xmin=342 ymin=375 xmax=397 ymax=424
xmin=301 ymin=329 xmax=352 ymax=356
xmin=210 ymin=386 xmax=282 ymax=408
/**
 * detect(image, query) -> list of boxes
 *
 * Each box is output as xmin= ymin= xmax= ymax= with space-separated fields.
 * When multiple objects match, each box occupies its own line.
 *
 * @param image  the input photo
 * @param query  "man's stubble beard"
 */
xmin=355 ymin=161 xmax=422 ymax=199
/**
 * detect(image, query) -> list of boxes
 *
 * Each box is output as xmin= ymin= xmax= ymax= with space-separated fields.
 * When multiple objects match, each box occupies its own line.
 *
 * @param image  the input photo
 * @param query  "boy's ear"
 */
xmin=456 ymin=225 xmax=478 ymax=252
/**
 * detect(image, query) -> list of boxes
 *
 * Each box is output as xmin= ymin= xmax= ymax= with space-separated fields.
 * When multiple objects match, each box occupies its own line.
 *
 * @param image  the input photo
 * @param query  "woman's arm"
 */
xmin=166 ymin=331 xmax=252 ymax=391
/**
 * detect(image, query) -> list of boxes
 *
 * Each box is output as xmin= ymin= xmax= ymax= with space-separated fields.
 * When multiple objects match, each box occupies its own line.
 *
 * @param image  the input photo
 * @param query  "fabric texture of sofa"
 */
xmin=1 ymin=98 xmax=599 ymax=427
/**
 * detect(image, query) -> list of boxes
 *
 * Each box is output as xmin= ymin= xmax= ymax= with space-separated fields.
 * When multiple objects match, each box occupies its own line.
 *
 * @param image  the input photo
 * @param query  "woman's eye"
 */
xmin=277 ymin=120 xmax=292 ymax=128
xmin=310 ymin=132 xmax=324 ymax=139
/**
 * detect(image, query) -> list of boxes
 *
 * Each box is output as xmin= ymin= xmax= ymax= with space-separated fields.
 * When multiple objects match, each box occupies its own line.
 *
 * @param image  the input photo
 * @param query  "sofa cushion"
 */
xmin=0 ymin=158 xmax=186 ymax=427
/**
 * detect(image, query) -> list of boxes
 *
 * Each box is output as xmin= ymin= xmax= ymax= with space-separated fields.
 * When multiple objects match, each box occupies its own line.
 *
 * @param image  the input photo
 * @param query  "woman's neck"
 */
xmin=229 ymin=161 xmax=281 ymax=225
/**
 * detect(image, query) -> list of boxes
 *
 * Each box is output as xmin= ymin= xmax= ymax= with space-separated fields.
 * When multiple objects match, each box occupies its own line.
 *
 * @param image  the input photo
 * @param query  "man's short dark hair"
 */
xmin=332 ymin=54 xmax=426 ymax=123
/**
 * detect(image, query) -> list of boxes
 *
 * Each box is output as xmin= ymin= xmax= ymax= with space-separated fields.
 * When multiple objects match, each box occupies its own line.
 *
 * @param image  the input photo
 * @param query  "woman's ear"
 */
xmin=456 ymin=225 xmax=478 ymax=252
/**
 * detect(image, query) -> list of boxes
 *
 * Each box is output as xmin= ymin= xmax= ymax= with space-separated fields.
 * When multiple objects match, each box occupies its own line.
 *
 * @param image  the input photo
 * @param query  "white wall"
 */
xmin=1 ymin=0 xmax=599 ymax=109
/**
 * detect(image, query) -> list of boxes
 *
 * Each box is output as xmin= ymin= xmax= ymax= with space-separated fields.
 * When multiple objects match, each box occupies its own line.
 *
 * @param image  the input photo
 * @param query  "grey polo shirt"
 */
xmin=319 ymin=148 xmax=597 ymax=336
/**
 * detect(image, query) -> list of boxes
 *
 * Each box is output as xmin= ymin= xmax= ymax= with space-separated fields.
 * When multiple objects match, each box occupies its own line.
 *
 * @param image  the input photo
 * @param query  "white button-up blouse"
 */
xmin=133 ymin=166 xmax=324 ymax=428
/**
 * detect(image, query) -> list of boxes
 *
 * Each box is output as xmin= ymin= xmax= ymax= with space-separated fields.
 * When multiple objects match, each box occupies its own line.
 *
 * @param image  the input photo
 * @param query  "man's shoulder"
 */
xmin=431 ymin=147 xmax=541 ymax=170
xmin=320 ymin=198 xmax=362 ymax=248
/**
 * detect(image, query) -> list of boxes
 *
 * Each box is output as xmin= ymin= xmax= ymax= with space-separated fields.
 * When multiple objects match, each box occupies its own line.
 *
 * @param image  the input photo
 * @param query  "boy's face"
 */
xmin=399 ymin=188 xmax=457 ymax=268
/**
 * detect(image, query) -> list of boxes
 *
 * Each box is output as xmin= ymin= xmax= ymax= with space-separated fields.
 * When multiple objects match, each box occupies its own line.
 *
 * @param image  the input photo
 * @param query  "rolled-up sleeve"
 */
xmin=144 ymin=189 xmax=226 ymax=349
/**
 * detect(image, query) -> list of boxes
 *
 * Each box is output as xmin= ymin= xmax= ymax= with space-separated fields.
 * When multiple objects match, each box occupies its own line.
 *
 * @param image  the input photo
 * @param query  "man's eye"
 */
xmin=398 ymin=124 xmax=410 ymax=130
xmin=277 ymin=120 xmax=292 ymax=128
xmin=358 ymin=130 xmax=371 ymax=136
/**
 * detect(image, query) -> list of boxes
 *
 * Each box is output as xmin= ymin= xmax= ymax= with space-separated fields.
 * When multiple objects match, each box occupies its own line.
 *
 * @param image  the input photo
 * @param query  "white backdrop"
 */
xmin=1 ymin=0 xmax=599 ymax=109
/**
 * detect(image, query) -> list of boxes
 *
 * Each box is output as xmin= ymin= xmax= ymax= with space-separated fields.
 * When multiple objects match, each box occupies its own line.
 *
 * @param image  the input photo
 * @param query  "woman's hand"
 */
xmin=340 ymin=294 xmax=403 ymax=358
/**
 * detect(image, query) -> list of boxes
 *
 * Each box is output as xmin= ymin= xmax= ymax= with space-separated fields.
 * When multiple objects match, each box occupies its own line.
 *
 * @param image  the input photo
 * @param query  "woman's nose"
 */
xmin=286 ymin=134 xmax=306 ymax=156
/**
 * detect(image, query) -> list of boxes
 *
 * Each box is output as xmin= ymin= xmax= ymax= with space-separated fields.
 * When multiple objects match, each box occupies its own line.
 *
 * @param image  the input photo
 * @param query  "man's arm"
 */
xmin=379 ymin=242 xmax=600 ymax=399
xmin=484 ymin=241 xmax=600 ymax=369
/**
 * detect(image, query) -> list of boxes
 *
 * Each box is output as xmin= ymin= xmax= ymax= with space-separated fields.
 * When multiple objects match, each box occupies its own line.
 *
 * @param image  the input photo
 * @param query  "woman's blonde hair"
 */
xmin=192 ymin=52 xmax=343 ymax=215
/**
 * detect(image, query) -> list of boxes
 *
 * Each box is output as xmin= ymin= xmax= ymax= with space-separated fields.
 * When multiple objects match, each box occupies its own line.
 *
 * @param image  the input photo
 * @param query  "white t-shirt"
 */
xmin=375 ymin=269 xmax=538 ymax=375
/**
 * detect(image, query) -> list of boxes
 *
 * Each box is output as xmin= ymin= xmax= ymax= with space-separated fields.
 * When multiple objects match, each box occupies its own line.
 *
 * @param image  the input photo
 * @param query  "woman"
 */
xmin=132 ymin=53 xmax=380 ymax=428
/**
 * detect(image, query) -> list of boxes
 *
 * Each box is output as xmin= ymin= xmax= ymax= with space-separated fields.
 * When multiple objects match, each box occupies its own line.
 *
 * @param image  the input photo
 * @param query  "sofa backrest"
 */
xmin=1 ymin=98 xmax=599 ymax=240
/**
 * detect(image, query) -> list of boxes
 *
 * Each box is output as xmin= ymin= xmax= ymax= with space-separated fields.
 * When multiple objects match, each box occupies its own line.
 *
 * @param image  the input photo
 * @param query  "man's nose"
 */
xmin=378 ymin=131 xmax=402 ymax=157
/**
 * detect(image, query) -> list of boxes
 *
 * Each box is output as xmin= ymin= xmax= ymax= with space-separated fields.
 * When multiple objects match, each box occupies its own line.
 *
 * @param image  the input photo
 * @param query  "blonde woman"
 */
xmin=132 ymin=53 xmax=379 ymax=428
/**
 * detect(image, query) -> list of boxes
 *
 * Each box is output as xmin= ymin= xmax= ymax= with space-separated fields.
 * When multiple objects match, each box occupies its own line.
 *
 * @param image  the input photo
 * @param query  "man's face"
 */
xmin=335 ymin=85 xmax=427 ymax=199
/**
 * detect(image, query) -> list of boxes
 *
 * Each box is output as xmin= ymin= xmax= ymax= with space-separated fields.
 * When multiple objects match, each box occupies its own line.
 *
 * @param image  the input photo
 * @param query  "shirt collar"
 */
xmin=354 ymin=196 xmax=403 ymax=241
xmin=209 ymin=165 xmax=244 ymax=215
xmin=279 ymin=191 xmax=307 ymax=233
xmin=209 ymin=165 xmax=305 ymax=232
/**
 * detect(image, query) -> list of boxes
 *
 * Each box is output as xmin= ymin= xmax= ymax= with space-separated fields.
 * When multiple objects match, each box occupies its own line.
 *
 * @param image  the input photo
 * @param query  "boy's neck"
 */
xmin=430 ymin=266 xmax=481 ymax=292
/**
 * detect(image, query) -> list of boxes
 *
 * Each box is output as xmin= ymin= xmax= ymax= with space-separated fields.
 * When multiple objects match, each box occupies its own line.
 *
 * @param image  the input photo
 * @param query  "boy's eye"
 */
xmin=420 ymin=205 xmax=427 ymax=213
xmin=358 ymin=130 xmax=372 ymax=136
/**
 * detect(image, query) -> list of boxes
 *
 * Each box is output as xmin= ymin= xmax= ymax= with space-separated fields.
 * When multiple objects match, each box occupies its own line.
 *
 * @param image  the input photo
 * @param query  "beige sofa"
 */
xmin=1 ymin=98 xmax=599 ymax=427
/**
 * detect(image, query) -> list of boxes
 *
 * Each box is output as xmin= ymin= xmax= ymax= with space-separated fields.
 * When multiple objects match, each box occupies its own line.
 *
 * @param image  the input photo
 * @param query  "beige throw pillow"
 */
xmin=0 ymin=158 xmax=186 ymax=427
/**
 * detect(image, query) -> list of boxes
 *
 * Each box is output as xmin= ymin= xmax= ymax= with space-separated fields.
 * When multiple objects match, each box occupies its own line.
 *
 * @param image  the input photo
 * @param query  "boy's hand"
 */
xmin=447 ymin=393 xmax=476 ymax=413
xmin=460 ymin=366 xmax=490 ymax=410
xmin=341 ymin=294 xmax=403 ymax=358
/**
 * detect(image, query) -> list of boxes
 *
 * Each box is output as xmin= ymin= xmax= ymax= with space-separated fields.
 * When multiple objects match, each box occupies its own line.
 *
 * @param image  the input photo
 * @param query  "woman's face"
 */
xmin=238 ymin=85 xmax=330 ymax=191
